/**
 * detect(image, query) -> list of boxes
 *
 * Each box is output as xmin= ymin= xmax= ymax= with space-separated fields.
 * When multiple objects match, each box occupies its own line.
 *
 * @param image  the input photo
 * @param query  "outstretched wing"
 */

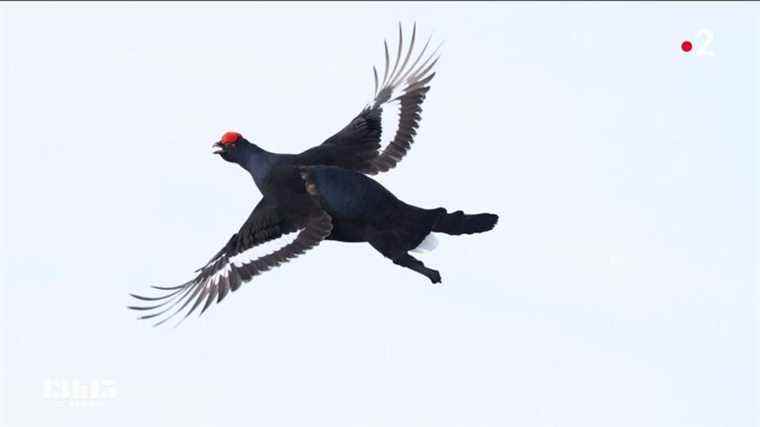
xmin=128 ymin=195 xmax=332 ymax=327
xmin=300 ymin=22 xmax=441 ymax=175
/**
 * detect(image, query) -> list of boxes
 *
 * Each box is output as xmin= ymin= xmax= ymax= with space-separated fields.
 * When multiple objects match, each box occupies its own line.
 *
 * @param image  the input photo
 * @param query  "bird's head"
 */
xmin=212 ymin=131 xmax=251 ymax=163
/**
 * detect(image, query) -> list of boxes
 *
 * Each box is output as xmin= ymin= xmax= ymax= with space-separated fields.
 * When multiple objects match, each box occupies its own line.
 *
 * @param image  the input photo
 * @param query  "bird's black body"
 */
xmin=306 ymin=166 xmax=497 ymax=282
xmin=129 ymin=24 xmax=498 ymax=326
xmin=240 ymin=159 xmax=498 ymax=285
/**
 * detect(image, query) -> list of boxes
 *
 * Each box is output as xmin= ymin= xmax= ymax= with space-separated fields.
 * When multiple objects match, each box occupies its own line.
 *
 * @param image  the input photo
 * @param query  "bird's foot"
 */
xmin=426 ymin=269 xmax=441 ymax=284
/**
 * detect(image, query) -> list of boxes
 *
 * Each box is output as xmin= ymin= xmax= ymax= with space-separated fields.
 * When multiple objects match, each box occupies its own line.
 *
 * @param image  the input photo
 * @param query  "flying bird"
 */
xmin=129 ymin=24 xmax=498 ymax=326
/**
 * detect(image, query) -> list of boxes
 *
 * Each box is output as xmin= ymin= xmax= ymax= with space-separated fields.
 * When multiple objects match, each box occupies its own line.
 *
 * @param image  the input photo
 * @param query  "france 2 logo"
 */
xmin=682 ymin=29 xmax=715 ymax=56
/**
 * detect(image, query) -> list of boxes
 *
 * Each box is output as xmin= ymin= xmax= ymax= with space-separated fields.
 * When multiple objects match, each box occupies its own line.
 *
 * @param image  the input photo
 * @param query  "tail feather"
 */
xmin=433 ymin=210 xmax=498 ymax=235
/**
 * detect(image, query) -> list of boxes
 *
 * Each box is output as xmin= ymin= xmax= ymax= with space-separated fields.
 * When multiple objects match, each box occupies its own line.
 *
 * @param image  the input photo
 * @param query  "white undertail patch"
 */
xmin=411 ymin=232 xmax=438 ymax=253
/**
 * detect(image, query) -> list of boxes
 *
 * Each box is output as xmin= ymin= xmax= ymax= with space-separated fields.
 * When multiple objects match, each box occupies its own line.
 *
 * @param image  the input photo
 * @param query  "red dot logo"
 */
xmin=681 ymin=40 xmax=693 ymax=53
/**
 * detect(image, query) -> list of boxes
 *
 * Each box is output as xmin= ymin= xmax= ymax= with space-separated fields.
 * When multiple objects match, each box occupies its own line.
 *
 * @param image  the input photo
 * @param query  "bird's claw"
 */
xmin=428 ymin=270 xmax=441 ymax=284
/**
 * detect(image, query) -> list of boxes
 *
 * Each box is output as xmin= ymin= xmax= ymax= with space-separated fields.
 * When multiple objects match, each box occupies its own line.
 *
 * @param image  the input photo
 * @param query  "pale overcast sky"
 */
xmin=1 ymin=2 xmax=757 ymax=426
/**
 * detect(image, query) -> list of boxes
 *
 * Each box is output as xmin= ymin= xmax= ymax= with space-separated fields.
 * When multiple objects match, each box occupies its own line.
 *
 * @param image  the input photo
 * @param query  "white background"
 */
xmin=1 ymin=2 xmax=757 ymax=426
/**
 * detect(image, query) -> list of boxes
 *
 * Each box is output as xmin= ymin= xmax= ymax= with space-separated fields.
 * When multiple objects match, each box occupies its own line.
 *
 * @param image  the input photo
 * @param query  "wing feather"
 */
xmin=303 ymin=23 xmax=440 ymax=175
xmin=129 ymin=184 xmax=332 ymax=327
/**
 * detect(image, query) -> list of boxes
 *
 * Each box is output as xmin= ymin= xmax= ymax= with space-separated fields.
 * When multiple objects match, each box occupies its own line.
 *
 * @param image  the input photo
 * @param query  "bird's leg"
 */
xmin=393 ymin=253 xmax=441 ymax=284
xmin=368 ymin=232 xmax=442 ymax=284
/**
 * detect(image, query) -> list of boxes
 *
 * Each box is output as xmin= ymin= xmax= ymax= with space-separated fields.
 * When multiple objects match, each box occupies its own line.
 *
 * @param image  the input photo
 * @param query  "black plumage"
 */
xmin=304 ymin=166 xmax=497 ymax=285
xmin=295 ymin=22 xmax=440 ymax=174
xmin=129 ymin=24 xmax=497 ymax=326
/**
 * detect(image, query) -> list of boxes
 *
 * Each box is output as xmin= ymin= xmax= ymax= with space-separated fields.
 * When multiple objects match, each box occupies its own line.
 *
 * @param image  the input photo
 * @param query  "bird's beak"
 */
xmin=212 ymin=142 xmax=225 ymax=155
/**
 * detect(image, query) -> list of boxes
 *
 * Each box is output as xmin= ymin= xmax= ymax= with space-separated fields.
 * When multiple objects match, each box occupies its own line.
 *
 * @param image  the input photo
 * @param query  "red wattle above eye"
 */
xmin=221 ymin=131 xmax=241 ymax=144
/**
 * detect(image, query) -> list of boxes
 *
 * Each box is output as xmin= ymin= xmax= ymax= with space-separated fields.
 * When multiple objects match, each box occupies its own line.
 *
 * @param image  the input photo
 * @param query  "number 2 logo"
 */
xmin=695 ymin=29 xmax=715 ymax=56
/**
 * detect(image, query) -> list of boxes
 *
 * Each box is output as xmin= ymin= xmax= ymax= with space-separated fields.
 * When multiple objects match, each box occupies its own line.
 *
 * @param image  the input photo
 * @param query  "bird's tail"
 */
xmin=433 ymin=210 xmax=498 ymax=235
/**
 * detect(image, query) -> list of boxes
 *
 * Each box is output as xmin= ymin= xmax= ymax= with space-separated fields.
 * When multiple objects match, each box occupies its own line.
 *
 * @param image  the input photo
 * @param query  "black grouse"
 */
xmin=129 ymin=24 xmax=498 ymax=326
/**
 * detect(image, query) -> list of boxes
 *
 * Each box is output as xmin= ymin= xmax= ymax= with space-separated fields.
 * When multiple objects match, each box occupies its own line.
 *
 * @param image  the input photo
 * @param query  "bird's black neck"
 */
xmin=236 ymin=143 xmax=277 ymax=189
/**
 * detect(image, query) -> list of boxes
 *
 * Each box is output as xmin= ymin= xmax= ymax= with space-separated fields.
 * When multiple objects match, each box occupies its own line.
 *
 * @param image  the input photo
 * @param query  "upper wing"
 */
xmin=300 ymin=23 xmax=441 ymax=175
xmin=128 ymin=195 xmax=332 ymax=327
